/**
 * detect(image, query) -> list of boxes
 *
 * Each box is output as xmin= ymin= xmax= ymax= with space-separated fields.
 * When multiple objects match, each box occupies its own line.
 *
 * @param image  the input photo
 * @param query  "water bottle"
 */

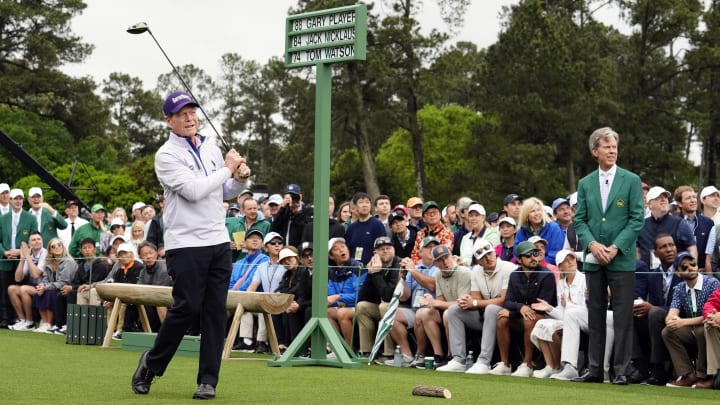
xmin=393 ymin=345 xmax=402 ymax=367
xmin=465 ymin=350 xmax=474 ymax=370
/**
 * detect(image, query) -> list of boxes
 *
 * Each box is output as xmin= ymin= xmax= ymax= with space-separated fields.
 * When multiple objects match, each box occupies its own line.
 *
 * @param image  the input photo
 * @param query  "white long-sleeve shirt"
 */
xmin=155 ymin=133 xmax=246 ymax=250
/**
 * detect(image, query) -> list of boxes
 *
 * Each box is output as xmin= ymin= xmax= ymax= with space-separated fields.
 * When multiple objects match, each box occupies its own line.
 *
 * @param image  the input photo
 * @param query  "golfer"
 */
xmin=131 ymin=91 xmax=251 ymax=399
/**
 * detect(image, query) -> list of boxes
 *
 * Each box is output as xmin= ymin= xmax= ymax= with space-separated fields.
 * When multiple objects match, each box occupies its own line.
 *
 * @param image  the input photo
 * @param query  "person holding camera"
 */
xmin=270 ymin=184 xmax=312 ymax=249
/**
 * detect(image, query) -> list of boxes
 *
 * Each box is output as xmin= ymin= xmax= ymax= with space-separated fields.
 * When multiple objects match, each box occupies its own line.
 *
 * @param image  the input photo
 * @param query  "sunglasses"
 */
xmin=680 ymin=262 xmax=697 ymax=271
xmin=267 ymin=241 xmax=283 ymax=246
xmin=50 ymin=243 xmax=63 ymax=249
xmin=301 ymin=253 xmax=313 ymax=259
xmin=521 ymin=251 xmax=540 ymax=258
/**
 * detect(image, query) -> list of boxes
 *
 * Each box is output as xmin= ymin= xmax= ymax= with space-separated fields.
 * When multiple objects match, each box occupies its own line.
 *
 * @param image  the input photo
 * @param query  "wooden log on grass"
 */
xmin=95 ymin=283 xmax=293 ymax=313
xmin=412 ymin=385 xmax=452 ymax=399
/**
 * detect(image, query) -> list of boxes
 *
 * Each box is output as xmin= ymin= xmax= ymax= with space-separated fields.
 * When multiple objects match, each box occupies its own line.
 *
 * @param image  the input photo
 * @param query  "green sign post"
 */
xmin=268 ymin=4 xmax=367 ymax=368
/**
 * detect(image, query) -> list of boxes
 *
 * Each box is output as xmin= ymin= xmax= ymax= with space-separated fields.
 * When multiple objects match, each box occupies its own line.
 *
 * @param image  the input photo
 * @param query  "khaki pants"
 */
xmin=76 ymin=288 xmax=102 ymax=306
xmin=356 ymin=301 xmax=392 ymax=354
xmin=705 ymin=324 xmax=720 ymax=375
xmin=662 ymin=324 xmax=706 ymax=378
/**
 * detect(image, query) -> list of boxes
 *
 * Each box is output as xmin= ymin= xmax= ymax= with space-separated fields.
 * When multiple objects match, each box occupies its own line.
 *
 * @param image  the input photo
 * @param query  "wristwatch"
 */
xmin=473 ymin=299 xmax=478 ymax=308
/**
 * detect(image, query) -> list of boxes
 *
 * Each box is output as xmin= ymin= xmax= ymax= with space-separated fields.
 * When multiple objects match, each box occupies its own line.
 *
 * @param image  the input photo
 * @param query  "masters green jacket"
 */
xmin=573 ymin=165 xmax=644 ymax=272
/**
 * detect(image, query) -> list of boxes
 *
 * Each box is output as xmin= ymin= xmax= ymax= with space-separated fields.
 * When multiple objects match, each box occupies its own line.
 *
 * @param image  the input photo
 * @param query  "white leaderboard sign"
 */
xmin=285 ymin=5 xmax=367 ymax=68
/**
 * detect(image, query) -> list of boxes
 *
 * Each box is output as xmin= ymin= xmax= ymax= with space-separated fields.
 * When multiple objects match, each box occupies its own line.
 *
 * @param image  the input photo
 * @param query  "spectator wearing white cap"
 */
xmin=494 ymin=217 xmax=517 ymax=262
xmin=130 ymin=202 xmax=146 ymax=224
xmin=0 ymin=183 xmax=10 ymax=215
xmin=637 ymin=186 xmax=697 ymax=269
xmin=439 ymin=239 xmax=515 ymax=373
xmin=700 ymin=185 xmax=720 ymax=225
xmin=102 ymin=242 xmax=144 ymax=339
xmin=275 ymin=246 xmax=312 ymax=353
xmin=247 ymin=232 xmax=287 ymax=354
xmin=27 ymin=186 xmax=67 ymax=245
xmin=458 ymin=203 xmax=499 ymax=266
xmin=0 ymin=188 xmax=38 ymax=328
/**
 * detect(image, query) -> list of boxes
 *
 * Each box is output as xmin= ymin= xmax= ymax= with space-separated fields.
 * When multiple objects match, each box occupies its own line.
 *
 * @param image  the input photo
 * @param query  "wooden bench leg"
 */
xmin=102 ymin=298 xmax=122 ymax=348
xmin=138 ymin=305 xmax=151 ymax=332
xmin=263 ymin=313 xmax=280 ymax=357
xmin=222 ymin=303 xmax=245 ymax=360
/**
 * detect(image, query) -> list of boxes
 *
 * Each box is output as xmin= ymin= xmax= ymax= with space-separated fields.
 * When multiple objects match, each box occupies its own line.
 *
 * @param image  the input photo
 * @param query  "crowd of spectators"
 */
xmin=3 ymin=176 xmax=720 ymax=390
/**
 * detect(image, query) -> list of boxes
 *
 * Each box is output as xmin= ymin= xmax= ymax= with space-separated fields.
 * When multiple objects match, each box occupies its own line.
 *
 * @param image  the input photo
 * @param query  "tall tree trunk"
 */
xmin=347 ymin=63 xmax=381 ymax=199
xmin=407 ymin=90 xmax=426 ymax=198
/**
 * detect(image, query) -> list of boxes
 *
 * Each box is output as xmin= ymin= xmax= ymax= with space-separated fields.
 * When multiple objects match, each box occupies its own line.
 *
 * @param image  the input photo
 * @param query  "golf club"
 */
xmin=126 ymin=22 xmax=230 ymax=151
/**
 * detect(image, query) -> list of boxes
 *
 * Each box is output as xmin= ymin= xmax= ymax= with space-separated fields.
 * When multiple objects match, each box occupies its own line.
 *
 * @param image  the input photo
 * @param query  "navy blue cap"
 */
xmin=673 ymin=251 xmax=695 ymax=269
xmin=285 ymin=184 xmax=301 ymax=195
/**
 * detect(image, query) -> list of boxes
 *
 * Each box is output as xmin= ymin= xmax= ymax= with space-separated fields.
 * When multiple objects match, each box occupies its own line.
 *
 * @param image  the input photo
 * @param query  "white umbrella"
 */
xmin=367 ymin=277 xmax=405 ymax=364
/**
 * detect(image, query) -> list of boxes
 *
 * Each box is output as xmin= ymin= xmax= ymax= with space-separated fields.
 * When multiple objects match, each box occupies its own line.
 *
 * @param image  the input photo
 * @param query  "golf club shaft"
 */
xmin=146 ymin=29 xmax=231 ymax=151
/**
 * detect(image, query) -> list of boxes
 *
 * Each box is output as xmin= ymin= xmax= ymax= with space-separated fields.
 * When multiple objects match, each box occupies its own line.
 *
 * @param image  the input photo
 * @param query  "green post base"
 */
xmin=267 ymin=317 xmax=360 ymax=368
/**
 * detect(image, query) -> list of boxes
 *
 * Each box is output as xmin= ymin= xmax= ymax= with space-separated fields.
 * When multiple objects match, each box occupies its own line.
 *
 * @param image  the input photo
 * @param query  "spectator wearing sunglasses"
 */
xmin=662 ymin=251 xmax=720 ymax=387
xmin=489 ymin=240 xmax=556 ymax=377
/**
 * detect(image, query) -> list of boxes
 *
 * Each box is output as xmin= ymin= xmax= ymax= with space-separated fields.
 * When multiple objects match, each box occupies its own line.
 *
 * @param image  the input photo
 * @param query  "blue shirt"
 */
xmin=405 ymin=263 xmax=439 ymax=309
xmin=637 ymin=213 xmax=696 ymax=267
xmin=670 ymin=274 xmax=720 ymax=318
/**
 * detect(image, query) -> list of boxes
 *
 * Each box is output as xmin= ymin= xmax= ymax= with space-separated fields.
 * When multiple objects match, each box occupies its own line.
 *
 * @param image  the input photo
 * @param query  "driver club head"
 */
xmin=126 ymin=22 xmax=149 ymax=35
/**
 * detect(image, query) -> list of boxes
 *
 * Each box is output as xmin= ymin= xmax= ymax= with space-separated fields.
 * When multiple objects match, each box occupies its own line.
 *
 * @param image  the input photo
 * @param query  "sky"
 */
xmin=62 ymin=0 xmax=522 ymax=88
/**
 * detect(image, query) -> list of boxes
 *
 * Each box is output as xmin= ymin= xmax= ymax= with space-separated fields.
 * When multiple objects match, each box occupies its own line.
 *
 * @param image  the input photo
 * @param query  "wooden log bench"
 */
xmin=95 ymin=283 xmax=293 ymax=360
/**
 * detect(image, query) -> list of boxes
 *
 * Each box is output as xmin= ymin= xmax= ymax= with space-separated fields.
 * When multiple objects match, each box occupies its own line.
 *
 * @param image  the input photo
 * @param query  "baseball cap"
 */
xmin=466 ymin=203 xmax=486 ymax=216
xmin=498 ymin=217 xmax=517 ymax=227
xmin=673 ymin=251 xmax=695 ymax=269
xmin=245 ymin=229 xmax=264 ymax=240
xmin=263 ymin=232 xmax=284 ymax=245
xmin=278 ymin=248 xmax=298 ymax=262
xmin=91 ymin=204 xmax=105 ymax=213
xmin=163 ymin=91 xmax=199 ymax=116
xmin=228 ymin=203 xmax=241 ymax=212
xmin=240 ymin=189 xmax=253 ymax=197
xmin=132 ymin=202 xmax=146 ymax=212
xmin=551 ymin=198 xmax=570 ymax=212
xmin=528 ymin=235 xmax=548 ymax=246
xmin=300 ymin=241 xmax=313 ymax=253
xmin=515 ymin=241 xmax=538 ymax=258
xmin=0 ymin=183 xmax=9 ymax=193
xmin=110 ymin=235 xmax=127 ymax=246
xmin=503 ymin=194 xmax=522 ymax=206
xmin=328 ymin=237 xmax=346 ymax=252
xmin=110 ymin=218 xmax=125 ymax=227
xmin=555 ymin=250 xmax=576 ymax=266
xmin=392 ymin=204 xmax=409 ymax=217
xmin=65 ymin=199 xmax=79 ymax=208
xmin=431 ymin=244 xmax=451 ymax=261
xmin=284 ymin=184 xmax=301 ymax=196
xmin=421 ymin=236 xmax=440 ymax=249
xmin=406 ymin=197 xmax=423 ymax=208
xmin=117 ymin=243 xmax=135 ymax=255
xmin=28 ymin=187 xmax=42 ymax=197
xmin=9 ymin=189 xmax=23 ymax=199
xmin=487 ymin=212 xmax=499 ymax=223
xmin=701 ymin=185 xmax=720 ymax=200
xmin=458 ymin=198 xmax=475 ymax=211
xmin=268 ymin=194 xmax=283 ymax=205
xmin=422 ymin=200 xmax=440 ymax=214
xmin=373 ymin=236 xmax=393 ymax=249
xmin=473 ymin=239 xmax=494 ymax=260
xmin=646 ymin=186 xmax=671 ymax=203
xmin=389 ymin=212 xmax=406 ymax=223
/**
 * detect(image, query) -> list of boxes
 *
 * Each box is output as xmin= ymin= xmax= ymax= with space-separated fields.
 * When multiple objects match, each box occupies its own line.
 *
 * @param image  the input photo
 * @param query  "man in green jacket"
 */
xmin=27 ymin=186 xmax=67 ymax=244
xmin=226 ymin=198 xmax=270 ymax=262
xmin=573 ymin=127 xmax=645 ymax=385
xmin=68 ymin=204 xmax=107 ymax=258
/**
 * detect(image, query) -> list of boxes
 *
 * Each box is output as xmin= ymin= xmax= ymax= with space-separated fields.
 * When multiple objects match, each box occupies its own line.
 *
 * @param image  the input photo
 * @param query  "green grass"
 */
xmin=1 ymin=329 xmax=718 ymax=404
